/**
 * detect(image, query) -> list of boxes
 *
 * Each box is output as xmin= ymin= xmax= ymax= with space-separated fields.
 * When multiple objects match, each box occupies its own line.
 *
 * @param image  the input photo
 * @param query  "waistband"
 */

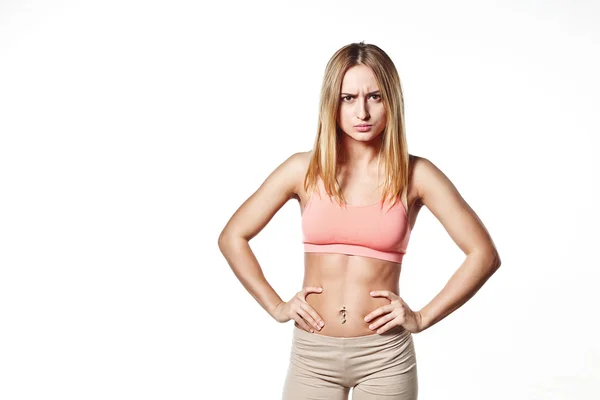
xmin=292 ymin=323 xmax=409 ymax=346
xmin=303 ymin=243 xmax=405 ymax=264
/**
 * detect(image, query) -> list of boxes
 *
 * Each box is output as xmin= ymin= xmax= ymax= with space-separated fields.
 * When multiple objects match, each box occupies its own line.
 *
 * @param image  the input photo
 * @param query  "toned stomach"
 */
xmin=296 ymin=251 xmax=403 ymax=338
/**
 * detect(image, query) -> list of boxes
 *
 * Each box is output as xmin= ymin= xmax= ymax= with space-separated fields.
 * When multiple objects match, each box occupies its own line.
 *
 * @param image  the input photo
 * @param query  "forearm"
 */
xmin=218 ymin=234 xmax=283 ymax=318
xmin=418 ymin=250 xmax=501 ymax=332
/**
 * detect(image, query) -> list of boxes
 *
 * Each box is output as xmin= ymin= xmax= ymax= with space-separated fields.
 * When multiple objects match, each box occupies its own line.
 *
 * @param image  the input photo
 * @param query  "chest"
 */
xmin=301 ymin=195 xmax=411 ymax=251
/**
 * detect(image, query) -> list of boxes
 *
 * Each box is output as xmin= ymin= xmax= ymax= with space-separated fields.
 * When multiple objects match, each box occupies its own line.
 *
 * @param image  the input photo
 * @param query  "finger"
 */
xmin=364 ymin=304 xmax=395 ymax=322
xmin=294 ymin=316 xmax=314 ymax=333
xmin=369 ymin=289 xmax=393 ymax=298
xmin=296 ymin=307 xmax=318 ymax=329
xmin=302 ymin=286 xmax=323 ymax=296
xmin=299 ymin=303 xmax=324 ymax=329
xmin=296 ymin=304 xmax=315 ymax=325
xmin=368 ymin=312 xmax=396 ymax=331
xmin=375 ymin=320 xmax=401 ymax=335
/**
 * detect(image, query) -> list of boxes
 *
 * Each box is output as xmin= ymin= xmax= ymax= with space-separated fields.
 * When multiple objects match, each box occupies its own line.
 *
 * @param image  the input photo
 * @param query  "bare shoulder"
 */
xmin=218 ymin=149 xmax=309 ymax=241
xmin=285 ymin=150 xmax=312 ymax=196
xmin=295 ymin=149 xmax=313 ymax=189
xmin=259 ymin=149 xmax=310 ymax=200
xmin=409 ymin=155 xmax=452 ymax=203
xmin=406 ymin=154 xmax=426 ymax=203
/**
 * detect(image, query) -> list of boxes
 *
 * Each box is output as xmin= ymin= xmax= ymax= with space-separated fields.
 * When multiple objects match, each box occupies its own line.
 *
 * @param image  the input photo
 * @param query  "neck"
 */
xmin=338 ymin=137 xmax=383 ymax=171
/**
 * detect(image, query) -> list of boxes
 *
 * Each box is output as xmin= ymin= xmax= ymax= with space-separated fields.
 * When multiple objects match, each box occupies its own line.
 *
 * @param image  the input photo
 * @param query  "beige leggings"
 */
xmin=282 ymin=323 xmax=418 ymax=399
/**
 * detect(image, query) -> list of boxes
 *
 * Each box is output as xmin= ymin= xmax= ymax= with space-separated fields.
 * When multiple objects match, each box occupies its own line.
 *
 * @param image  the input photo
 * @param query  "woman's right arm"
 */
xmin=217 ymin=152 xmax=324 ymax=332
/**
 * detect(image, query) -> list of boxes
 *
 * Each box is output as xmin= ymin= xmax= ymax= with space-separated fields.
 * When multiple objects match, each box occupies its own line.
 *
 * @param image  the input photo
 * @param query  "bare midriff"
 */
xmin=297 ymin=251 xmax=402 ymax=338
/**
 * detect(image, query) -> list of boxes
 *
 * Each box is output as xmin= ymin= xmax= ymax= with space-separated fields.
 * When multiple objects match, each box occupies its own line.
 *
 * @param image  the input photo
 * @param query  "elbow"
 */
xmin=218 ymin=230 xmax=245 ymax=252
xmin=489 ymin=250 xmax=501 ymax=270
xmin=473 ymin=247 xmax=501 ymax=270
xmin=218 ymin=230 xmax=231 ymax=252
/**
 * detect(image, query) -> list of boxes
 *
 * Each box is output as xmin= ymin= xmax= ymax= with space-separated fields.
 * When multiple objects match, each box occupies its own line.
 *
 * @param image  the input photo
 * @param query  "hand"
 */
xmin=364 ymin=290 xmax=424 ymax=334
xmin=271 ymin=286 xmax=325 ymax=333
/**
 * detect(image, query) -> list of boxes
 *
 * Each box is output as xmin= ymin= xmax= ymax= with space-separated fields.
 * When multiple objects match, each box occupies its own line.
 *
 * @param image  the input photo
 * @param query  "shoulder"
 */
xmin=276 ymin=150 xmax=312 ymax=196
xmin=295 ymin=149 xmax=313 ymax=166
xmin=406 ymin=153 xmax=421 ymax=182
xmin=408 ymin=153 xmax=417 ymax=170
xmin=410 ymin=154 xmax=457 ymax=205
xmin=277 ymin=150 xmax=310 ymax=170
xmin=286 ymin=150 xmax=312 ymax=176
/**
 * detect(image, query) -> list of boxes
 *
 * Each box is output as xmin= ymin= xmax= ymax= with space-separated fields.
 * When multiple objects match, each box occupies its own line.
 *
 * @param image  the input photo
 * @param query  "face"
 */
xmin=337 ymin=64 xmax=387 ymax=141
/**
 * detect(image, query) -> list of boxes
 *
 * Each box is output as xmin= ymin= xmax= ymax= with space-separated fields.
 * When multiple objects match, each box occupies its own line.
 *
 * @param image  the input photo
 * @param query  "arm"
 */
xmin=413 ymin=157 xmax=501 ymax=332
xmin=217 ymin=152 xmax=306 ymax=319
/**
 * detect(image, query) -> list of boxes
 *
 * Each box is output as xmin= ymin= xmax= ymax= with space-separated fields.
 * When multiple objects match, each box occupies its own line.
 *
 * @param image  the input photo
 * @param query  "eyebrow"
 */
xmin=340 ymin=90 xmax=381 ymax=96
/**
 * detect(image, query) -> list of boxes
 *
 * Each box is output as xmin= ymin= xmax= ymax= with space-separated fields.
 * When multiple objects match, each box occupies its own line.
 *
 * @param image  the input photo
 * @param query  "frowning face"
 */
xmin=337 ymin=64 xmax=387 ymax=142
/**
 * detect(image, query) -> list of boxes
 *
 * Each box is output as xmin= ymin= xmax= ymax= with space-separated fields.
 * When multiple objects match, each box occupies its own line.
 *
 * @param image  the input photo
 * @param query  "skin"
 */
xmin=218 ymin=64 xmax=501 ymax=338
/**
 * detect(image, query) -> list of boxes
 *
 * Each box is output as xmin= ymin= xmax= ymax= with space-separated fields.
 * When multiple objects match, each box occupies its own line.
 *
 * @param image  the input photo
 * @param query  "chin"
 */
xmin=349 ymin=131 xmax=383 ymax=141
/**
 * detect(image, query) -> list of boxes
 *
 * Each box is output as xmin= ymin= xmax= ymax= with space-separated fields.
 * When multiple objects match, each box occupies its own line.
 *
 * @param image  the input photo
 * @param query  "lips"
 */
xmin=355 ymin=125 xmax=372 ymax=132
xmin=355 ymin=124 xmax=372 ymax=127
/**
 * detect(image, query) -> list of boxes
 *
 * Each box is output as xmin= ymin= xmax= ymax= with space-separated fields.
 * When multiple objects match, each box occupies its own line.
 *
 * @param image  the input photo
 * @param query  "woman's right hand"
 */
xmin=272 ymin=287 xmax=325 ymax=333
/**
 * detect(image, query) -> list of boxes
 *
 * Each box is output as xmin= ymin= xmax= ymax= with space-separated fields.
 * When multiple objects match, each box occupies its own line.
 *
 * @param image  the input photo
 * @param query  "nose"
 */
xmin=356 ymin=98 xmax=369 ymax=120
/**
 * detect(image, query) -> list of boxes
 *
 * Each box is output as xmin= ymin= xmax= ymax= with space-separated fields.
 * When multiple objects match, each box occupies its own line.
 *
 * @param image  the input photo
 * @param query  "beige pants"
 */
xmin=282 ymin=323 xmax=418 ymax=399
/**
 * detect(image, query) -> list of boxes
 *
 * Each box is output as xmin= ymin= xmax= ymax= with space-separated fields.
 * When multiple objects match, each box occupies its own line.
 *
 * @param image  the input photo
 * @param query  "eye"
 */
xmin=340 ymin=94 xmax=381 ymax=102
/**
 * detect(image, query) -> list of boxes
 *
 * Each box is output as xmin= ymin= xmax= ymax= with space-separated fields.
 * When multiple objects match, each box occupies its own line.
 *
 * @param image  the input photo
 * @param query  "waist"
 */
xmin=303 ymin=284 xmax=400 ymax=337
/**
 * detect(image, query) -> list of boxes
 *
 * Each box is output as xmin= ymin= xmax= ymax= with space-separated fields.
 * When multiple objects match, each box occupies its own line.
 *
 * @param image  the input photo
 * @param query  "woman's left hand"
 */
xmin=364 ymin=290 xmax=424 ymax=334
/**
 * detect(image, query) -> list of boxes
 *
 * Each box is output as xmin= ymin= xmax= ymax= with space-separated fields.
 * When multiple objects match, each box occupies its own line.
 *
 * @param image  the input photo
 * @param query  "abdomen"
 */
xmin=300 ymin=252 xmax=402 ymax=337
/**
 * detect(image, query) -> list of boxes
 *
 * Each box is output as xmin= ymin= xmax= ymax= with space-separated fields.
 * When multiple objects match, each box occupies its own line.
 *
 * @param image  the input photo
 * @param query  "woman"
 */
xmin=217 ymin=41 xmax=501 ymax=400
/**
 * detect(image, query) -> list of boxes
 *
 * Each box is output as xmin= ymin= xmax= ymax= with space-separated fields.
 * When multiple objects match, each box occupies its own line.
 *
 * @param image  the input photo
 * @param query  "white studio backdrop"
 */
xmin=1 ymin=0 xmax=599 ymax=399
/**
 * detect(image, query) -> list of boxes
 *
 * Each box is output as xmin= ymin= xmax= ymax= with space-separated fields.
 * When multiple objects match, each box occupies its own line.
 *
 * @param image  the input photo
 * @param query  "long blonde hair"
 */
xmin=303 ymin=41 xmax=411 ymax=211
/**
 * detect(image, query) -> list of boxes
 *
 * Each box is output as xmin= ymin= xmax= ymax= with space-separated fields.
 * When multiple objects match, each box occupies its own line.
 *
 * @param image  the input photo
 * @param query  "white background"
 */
xmin=1 ymin=1 xmax=599 ymax=399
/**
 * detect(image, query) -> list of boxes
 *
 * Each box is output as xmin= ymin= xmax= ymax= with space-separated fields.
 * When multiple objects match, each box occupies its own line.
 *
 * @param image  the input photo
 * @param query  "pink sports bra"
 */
xmin=301 ymin=177 xmax=411 ymax=264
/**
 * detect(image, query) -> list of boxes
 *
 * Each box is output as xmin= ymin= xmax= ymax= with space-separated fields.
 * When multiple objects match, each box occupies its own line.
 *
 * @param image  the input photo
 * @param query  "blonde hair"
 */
xmin=303 ymin=41 xmax=411 ymax=212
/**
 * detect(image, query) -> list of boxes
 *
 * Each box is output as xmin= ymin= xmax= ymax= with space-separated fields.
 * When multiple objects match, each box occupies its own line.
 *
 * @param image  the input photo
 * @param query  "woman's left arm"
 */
xmin=413 ymin=156 xmax=502 ymax=332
